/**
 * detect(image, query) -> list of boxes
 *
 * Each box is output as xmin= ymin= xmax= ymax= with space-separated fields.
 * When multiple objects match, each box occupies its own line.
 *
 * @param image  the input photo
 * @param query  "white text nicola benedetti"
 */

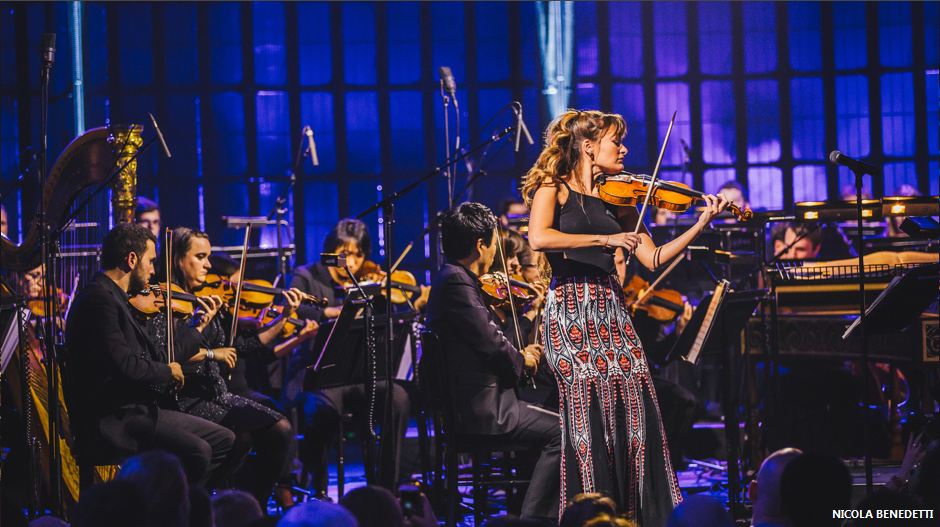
xmin=833 ymin=509 xmax=935 ymax=520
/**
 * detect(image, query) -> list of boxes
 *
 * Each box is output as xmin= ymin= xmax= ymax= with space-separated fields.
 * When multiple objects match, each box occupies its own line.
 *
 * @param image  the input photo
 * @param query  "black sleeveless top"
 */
xmin=546 ymin=182 xmax=623 ymax=277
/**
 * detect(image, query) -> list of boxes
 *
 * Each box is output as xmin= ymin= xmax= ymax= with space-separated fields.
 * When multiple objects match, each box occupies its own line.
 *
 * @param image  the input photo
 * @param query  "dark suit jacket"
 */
xmin=63 ymin=273 xmax=173 ymax=463
xmin=425 ymin=263 xmax=525 ymax=435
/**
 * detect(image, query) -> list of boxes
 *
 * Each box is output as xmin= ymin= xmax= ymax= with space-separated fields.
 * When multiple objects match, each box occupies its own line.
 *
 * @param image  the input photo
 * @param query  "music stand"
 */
xmin=843 ymin=262 xmax=939 ymax=340
xmin=665 ymin=289 xmax=762 ymax=365
xmin=664 ymin=287 xmax=763 ymax=519
xmin=308 ymin=295 xmax=364 ymax=387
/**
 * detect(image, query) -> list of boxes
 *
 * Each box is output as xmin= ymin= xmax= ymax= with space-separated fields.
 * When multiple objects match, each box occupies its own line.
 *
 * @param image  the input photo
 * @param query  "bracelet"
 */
xmin=206 ymin=349 xmax=214 ymax=360
xmin=603 ymin=235 xmax=610 ymax=248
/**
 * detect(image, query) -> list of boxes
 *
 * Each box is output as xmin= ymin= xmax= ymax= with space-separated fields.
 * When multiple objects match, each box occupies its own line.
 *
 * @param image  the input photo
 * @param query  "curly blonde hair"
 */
xmin=521 ymin=109 xmax=626 ymax=205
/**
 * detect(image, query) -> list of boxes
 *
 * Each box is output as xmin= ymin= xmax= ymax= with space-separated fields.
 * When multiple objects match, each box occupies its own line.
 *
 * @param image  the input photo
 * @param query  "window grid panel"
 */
xmin=575 ymin=2 xmax=599 ymax=78
xmin=698 ymin=2 xmax=732 ymax=75
xmin=298 ymin=3 xmax=332 ymax=86
xmin=747 ymin=166 xmax=783 ymax=210
xmin=835 ymin=75 xmax=871 ymax=158
xmin=700 ymin=81 xmax=736 ymax=164
xmin=880 ymin=72 xmax=915 ymax=157
xmin=653 ymin=2 xmax=688 ymax=77
xmin=790 ymin=77 xmax=826 ymax=160
xmin=655 ymin=83 xmax=691 ymax=166
xmin=609 ymin=2 xmax=644 ymax=78
xmin=742 ymin=2 xmax=777 ymax=73
xmin=883 ymin=162 xmax=918 ymax=196
xmin=878 ymin=3 xmax=912 ymax=68
xmin=788 ymin=2 xmax=822 ymax=72
xmin=746 ymin=80 xmax=781 ymax=163
xmin=793 ymin=165 xmax=828 ymax=202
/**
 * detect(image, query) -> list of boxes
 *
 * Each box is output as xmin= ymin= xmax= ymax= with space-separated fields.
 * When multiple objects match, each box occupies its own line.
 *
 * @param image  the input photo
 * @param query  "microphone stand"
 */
xmin=37 ymin=34 xmax=64 ymax=516
xmin=267 ymin=130 xmax=305 ymax=417
xmin=850 ymin=167 xmax=873 ymax=494
xmin=356 ymin=127 xmax=512 ymax=486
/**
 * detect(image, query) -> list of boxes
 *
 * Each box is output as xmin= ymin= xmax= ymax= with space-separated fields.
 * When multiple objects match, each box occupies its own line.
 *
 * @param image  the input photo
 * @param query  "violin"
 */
xmin=248 ymin=305 xmax=310 ymax=338
xmin=129 ymin=284 xmax=199 ymax=318
xmin=197 ymin=273 xmax=328 ymax=308
xmin=598 ymin=172 xmax=753 ymax=222
xmin=27 ymin=288 xmax=68 ymax=318
xmin=478 ymin=272 xmax=537 ymax=309
xmin=621 ymin=275 xmax=685 ymax=323
xmin=332 ymin=260 xmax=426 ymax=305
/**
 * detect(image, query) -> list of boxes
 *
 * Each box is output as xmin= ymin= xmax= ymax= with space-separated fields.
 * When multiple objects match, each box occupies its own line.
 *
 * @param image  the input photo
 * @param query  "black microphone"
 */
xmin=829 ymin=150 xmax=877 ymax=175
xmin=148 ymin=113 xmax=173 ymax=159
xmin=439 ymin=66 xmax=458 ymax=108
xmin=41 ymin=32 xmax=56 ymax=67
xmin=304 ymin=126 xmax=319 ymax=167
xmin=512 ymin=102 xmax=534 ymax=153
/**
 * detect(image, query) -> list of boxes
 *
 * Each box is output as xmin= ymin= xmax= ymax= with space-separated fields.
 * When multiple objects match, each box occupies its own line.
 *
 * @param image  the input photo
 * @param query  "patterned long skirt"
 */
xmin=542 ymin=274 xmax=682 ymax=526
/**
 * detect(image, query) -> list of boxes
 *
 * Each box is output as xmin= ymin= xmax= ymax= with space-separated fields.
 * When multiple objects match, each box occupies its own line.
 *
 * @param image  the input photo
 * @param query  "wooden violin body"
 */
xmin=478 ymin=272 xmax=537 ymax=309
xmin=129 ymin=284 xmax=198 ymax=318
xmin=598 ymin=173 xmax=753 ymax=221
xmin=622 ymin=275 xmax=685 ymax=323
xmin=197 ymin=273 xmax=327 ymax=308
xmin=333 ymin=260 xmax=424 ymax=305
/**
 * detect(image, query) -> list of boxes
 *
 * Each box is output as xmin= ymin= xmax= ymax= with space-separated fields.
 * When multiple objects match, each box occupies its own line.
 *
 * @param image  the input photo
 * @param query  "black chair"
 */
xmin=418 ymin=330 xmax=531 ymax=527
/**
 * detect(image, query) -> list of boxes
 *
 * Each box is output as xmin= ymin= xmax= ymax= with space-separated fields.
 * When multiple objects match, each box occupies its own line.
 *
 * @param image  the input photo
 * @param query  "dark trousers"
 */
xmin=499 ymin=403 xmax=561 ymax=520
xmin=299 ymin=381 xmax=410 ymax=493
xmin=151 ymin=409 xmax=235 ymax=487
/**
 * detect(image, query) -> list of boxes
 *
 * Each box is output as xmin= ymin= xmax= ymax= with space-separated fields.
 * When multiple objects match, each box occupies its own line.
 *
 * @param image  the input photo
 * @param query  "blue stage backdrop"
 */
xmin=1 ymin=2 xmax=937 ymax=272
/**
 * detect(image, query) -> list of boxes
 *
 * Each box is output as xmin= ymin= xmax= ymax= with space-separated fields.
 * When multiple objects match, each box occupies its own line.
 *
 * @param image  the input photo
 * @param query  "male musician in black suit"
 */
xmin=64 ymin=223 xmax=234 ymax=486
xmin=424 ymin=202 xmax=560 ymax=520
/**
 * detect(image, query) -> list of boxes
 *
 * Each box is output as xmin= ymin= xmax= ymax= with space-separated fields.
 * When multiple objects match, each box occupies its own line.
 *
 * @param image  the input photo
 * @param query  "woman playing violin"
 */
xmin=149 ymin=226 xmax=300 ymax=506
xmin=291 ymin=218 xmax=371 ymax=320
xmin=523 ymin=109 xmax=730 ymax=523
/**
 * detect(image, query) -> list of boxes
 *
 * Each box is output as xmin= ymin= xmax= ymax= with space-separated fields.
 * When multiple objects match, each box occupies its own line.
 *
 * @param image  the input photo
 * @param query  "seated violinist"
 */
xmin=291 ymin=218 xmax=428 ymax=320
xmin=292 ymin=217 xmax=411 ymax=497
xmin=63 ymin=223 xmax=234 ymax=486
xmin=206 ymin=252 xmax=318 ymax=402
xmin=424 ymin=202 xmax=560 ymax=520
xmin=156 ymin=226 xmax=299 ymax=505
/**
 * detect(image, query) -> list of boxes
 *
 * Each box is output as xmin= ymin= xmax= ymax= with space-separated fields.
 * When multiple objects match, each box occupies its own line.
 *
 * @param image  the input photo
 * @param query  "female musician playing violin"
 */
xmin=291 ymin=218 xmax=429 ymax=321
xmin=151 ymin=226 xmax=300 ymax=506
xmin=291 ymin=218 xmax=371 ymax=320
xmin=523 ymin=109 xmax=730 ymax=523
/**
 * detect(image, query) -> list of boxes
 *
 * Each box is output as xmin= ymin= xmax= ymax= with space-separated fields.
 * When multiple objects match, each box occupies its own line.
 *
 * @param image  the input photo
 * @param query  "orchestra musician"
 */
xmin=159 ymin=226 xmax=297 ymax=505
xmin=291 ymin=217 xmax=411 ymax=497
xmin=207 ymin=252 xmax=319 ymax=402
xmin=63 ymin=223 xmax=234 ymax=486
xmin=771 ymin=222 xmax=823 ymax=260
xmin=523 ymin=109 xmax=730 ymax=523
xmin=134 ymin=197 xmax=162 ymax=239
xmin=425 ymin=202 xmax=561 ymax=520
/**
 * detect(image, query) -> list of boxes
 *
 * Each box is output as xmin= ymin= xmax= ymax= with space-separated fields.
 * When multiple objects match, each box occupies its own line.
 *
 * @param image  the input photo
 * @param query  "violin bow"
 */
xmin=625 ymin=110 xmax=677 ymax=267
xmin=633 ymin=251 xmax=685 ymax=308
xmin=164 ymin=228 xmax=175 ymax=364
xmin=228 ymin=224 xmax=252 ymax=347
xmin=495 ymin=224 xmax=536 ymax=388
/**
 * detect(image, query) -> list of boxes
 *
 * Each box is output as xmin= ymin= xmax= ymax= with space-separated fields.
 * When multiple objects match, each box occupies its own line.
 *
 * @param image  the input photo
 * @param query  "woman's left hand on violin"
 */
xmin=194 ymin=294 xmax=225 ymax=331
xmin=280 ymin=288 xmax=304 ymax=317
xmin=696 ymin=194 xmax=731 ymax=225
